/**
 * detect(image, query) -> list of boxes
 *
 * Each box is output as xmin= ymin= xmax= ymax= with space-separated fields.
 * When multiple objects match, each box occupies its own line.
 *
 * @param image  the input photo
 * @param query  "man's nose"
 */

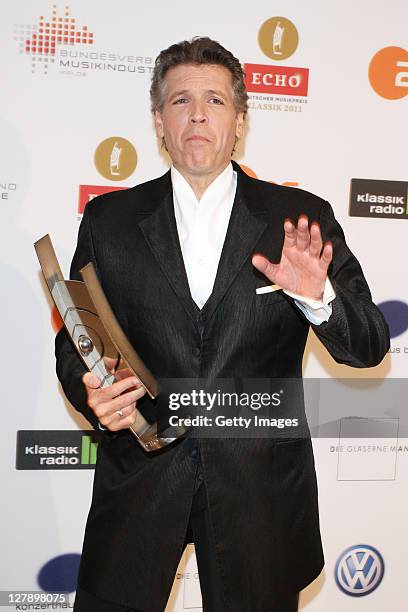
xmin=189 ymin=101 xmax=208 ymax=123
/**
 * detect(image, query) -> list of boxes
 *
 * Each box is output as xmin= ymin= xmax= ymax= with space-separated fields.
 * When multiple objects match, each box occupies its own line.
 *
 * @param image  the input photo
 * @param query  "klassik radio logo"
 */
xmin=245 ymin=17 xmax=309 ymax=110
xmin=16 ymin=430 xmax=99 ymax=469
xmin=349 ymin=178 xmax=408 ymax=219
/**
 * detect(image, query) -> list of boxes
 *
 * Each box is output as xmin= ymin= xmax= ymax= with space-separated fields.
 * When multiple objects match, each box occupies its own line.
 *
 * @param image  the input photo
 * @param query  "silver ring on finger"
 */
xmin=116 ymin=410 xmax=124 ymax=418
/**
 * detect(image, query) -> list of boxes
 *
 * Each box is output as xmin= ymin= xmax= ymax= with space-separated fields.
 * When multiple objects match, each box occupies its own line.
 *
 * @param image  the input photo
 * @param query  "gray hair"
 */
xmin=150 ymin=37 xmax=248 ymax=116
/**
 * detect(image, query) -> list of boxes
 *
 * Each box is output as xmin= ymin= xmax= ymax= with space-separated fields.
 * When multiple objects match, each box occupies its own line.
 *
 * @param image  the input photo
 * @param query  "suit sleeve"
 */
xmin=54 ymin=203 xmax=101 ymax=430
xmin=307 ymin=200 xmax=390 ymax=367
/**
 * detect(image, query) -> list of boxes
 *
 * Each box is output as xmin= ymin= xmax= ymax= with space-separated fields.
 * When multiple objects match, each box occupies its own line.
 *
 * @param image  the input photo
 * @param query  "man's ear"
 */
xmin=235 ymin=111 xmax=245 ymax=139
xmin=154 ymin=111 xmax=164 ymax=139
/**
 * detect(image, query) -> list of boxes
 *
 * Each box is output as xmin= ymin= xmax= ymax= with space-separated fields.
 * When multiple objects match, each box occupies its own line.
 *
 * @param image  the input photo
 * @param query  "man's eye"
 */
xmin=209 ymin=97 xmax=224 ymax=105
xmin=173 ymin=98 xmax=188 ymax=104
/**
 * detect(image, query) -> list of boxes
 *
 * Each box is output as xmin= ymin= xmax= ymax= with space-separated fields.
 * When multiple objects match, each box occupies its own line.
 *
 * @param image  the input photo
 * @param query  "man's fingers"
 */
xmin=103 ymin=355 xmax=120 ymax=372
xmin=95 ymin=386 xmax=146 ymax=422
xmin=252 ymin=254 xmax=278 ymax=282
xmin=109 ymin=385 xmax=146 ymax=414
xmin=320 ymin=241 xmax=333 ymax=267
xmin=283 ymin=218 xmax=297 ymax=248
xmin=309 ymin=222 xmax=323 ymax=258
xmin=96 ymin=375 xmax=141 ymax=402
xmin=295 ymin=215 xmax=309 ymax=252
xmin=104 ymin=407 xmax=138 ymax=432
xmin=114 ymin=367 xmax=136 ymax=382
xmin=99 ymin=403 xmax=133 ymax=427
xmin=82 ymin=372 xmax=101 ymax=389
xmin=86 ymin=375 xmax=143 ymax=416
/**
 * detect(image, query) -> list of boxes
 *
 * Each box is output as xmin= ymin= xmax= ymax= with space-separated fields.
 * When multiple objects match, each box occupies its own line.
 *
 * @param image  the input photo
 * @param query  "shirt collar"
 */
xmin=170 ymin=162 xmax=234 ymax=206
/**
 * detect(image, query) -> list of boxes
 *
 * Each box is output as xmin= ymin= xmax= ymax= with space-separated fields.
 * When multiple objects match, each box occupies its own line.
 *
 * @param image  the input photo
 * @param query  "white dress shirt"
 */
xmin=171 ymin=162 xmax=335 ymax=323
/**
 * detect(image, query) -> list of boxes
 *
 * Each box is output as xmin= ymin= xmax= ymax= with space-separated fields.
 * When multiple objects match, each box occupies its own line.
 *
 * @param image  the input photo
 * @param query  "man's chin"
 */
xmin=188 ymin=163 xmax=214 ymax=176
xmin=184 ymin=158 xmax=229 ymax=177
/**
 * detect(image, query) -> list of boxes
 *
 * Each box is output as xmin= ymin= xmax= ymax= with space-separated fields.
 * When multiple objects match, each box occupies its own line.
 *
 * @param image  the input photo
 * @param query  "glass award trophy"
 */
xmin=34 ymin=234 xmax=185 ymax=452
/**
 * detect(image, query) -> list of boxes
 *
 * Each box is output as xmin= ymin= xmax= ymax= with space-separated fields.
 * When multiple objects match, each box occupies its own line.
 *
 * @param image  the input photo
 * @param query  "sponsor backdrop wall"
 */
xmin=1 ymin=0 xmax=408 ymax=610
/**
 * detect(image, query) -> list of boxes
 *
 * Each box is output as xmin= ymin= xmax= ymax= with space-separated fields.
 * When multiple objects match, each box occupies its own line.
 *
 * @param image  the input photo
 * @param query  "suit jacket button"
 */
xmin=191 ymin=448 xmax=198 ymax=459
xmin=192 ymin=347 xmax=201 ymax=357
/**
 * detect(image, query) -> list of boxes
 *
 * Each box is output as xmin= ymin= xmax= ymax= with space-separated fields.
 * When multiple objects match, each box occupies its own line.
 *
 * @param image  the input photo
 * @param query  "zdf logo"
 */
xmin=369 ymin=46 xmax=408 ymax=99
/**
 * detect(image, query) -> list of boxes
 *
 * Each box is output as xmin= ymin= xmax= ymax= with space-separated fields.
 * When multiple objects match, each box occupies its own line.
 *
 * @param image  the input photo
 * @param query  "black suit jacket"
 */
xmin=55 ymin=161 xmax=389 ymax=611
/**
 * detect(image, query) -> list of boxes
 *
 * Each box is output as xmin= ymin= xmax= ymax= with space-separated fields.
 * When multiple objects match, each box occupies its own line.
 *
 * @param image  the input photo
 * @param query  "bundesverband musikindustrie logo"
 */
xmin=14 ymin=4 xmax=93 ymax=75
xmin=14 ymin=3 xmax=153 ymax=77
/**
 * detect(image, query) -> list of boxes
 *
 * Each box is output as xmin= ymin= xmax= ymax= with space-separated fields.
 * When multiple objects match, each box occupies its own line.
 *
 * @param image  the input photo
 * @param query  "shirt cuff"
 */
xmin=283 ymin=278 xmax=336 ymax=325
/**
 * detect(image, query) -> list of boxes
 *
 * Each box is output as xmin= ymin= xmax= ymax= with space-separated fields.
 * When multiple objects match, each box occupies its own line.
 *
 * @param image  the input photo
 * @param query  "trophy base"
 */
xmin=130 ymin=421 xmax=187 ymax=451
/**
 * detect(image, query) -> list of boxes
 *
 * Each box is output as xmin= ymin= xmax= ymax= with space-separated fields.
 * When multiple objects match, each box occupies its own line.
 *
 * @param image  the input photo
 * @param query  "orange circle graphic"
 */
xmin=51 ymin=305 xmax=63 ymax=333
xmin=239 ymin=164 xmax=258 ymax=178
xmin=369 ymin=46 xmax=408 ymax=100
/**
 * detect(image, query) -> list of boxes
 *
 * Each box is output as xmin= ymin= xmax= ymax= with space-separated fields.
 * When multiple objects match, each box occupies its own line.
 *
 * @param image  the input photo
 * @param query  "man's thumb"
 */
xmin=252 ymin=254 xmax=276 ymax=281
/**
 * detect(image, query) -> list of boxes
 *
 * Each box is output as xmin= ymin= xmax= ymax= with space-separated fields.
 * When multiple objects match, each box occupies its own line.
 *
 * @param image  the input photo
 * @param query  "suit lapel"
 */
xmin=138 ymin=172 xmax=199 ymax=324
xmin=201 ymin=165 xmax=269 ymax=323
xmin=138 ymin=164 xmax=270 ymax=327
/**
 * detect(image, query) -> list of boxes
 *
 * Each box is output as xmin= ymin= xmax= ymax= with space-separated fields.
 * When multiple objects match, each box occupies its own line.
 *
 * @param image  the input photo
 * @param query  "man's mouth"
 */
xmin=186 ymin=135 xmax=210 ymax=142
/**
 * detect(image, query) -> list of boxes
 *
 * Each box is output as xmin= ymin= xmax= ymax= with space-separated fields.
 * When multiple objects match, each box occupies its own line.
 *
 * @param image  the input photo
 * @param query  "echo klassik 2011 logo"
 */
xmin=369 ymin=46 xmax=408 ymax=100
xmin=244 ymin=16 xmax=309 ymax=100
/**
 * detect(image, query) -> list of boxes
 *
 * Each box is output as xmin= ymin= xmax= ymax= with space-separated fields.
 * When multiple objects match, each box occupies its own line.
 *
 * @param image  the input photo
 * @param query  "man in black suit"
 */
xmin=56 ymin=38 xmax=389 ymax=611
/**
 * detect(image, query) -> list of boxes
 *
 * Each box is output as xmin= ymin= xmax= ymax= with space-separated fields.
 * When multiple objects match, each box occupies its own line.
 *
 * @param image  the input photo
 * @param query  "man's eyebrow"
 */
xmin=167 ymin=88 xmax=228 ymax=99
xmin=168 ymin=89 xmax=189 ymax=99
xmin=206 ymin=89 xmax=227 ymax=98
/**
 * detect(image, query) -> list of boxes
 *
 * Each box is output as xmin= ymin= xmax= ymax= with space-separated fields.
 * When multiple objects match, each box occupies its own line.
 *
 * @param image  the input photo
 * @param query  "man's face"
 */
xmin=154 ymin=63 xmax=244 ymax=179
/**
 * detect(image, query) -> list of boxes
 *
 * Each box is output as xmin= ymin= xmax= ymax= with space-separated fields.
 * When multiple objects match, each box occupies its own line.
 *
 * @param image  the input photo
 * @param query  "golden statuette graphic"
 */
xmin=34 ymin=234 xmax=185 ymax=452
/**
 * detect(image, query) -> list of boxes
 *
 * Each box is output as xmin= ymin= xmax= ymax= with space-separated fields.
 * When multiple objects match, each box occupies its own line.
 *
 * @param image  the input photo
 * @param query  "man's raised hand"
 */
xmin=252 ymin=215 xmax=333 ymax=300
